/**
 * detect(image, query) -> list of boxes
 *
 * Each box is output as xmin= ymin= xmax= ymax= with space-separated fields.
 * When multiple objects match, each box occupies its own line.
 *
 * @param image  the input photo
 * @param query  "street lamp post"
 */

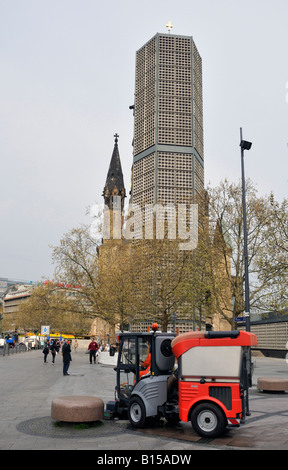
xmin=240 ymin=128 xmax=253 ymax=417
xmin=240 ymin=128 xmax=252 ymax=332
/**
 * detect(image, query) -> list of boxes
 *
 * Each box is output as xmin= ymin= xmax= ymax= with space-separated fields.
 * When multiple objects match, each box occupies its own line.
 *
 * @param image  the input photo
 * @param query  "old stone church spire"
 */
xmin=103 ymin=133 xmax=126 ymax=210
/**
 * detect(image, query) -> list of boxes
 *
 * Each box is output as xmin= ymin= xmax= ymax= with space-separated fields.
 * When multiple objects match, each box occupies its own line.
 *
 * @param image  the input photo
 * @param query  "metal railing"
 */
xmin=0 ymin=342 xmax=31 ymax=356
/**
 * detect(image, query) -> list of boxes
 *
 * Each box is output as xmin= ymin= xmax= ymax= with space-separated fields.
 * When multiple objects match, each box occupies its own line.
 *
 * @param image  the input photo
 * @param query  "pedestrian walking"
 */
xmin=50 ymin=339 xmax=57 ymax=365
xmin=88 ymin=337 xmax=99 ymax=364
xmin=62 ymin=339 xmax=72 ymax=376
xmin=74 ymin=339 xmax=78 ymax=353
xmin=42 ymin=343 xmax=49 ymax=363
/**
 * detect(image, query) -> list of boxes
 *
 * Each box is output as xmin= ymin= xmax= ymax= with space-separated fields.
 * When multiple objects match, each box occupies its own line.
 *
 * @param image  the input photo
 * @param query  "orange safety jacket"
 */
xmin=139 ymin=353 xmax=151 ymax=379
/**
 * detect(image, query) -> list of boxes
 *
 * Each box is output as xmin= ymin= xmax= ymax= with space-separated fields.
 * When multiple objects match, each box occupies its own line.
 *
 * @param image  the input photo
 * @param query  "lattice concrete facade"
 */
xmin=132 ymin=33 xmax=204 ymax=206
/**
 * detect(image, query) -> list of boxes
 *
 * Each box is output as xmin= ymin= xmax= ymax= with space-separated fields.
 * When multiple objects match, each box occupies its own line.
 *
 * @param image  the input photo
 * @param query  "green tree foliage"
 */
xmin=256 ymin=196 xmax=288 ymax=313
xmin=205 ymin=179 xmax=288 ymax=324
xmin=15 ymin=181 xmax=288 ymax=334
xmin=16 ymin=282 xmax=91 ymax=334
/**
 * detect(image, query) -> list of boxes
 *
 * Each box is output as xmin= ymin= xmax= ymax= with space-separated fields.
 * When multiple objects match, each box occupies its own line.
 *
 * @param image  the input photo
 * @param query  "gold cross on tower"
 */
xmin=166 ymin=21 xmax=173 ymax=33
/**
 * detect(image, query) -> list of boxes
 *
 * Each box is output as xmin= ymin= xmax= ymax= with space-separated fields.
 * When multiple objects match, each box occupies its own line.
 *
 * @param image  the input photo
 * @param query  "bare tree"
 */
xmin=205 ymin=179 xmax=282 ymax=326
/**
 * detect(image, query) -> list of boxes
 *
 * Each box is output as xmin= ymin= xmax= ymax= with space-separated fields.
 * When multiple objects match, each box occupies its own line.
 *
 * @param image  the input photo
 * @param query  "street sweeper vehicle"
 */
xmin=105 ymin=324 xmax=257 ymax=438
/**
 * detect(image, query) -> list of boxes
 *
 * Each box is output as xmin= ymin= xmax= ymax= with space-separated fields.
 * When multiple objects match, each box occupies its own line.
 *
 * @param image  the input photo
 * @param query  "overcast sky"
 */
xmin=1 ymin=0 xmax=287 ymax=282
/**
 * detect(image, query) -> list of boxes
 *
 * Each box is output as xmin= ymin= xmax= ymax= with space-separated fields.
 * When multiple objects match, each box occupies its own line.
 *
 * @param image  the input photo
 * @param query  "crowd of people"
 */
xmin=42 ymin=337 xmax=115 ymax=376
xmin=43 ymin=338 xmax=60 ymax=363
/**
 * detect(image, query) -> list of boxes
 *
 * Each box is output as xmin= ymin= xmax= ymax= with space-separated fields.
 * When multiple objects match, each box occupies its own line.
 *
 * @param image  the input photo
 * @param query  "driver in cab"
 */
xmin=139 ymin=340 xmax=151 ymax=379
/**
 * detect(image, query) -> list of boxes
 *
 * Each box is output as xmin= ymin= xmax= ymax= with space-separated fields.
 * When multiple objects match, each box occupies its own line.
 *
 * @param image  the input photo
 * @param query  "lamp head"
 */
xmin=240 ymin=140 xmax=252 ymax=150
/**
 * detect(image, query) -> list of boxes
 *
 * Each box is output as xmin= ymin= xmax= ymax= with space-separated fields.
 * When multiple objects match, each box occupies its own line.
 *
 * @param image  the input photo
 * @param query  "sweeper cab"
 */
xmin=105 ymin=324 xmax=257 ymax=438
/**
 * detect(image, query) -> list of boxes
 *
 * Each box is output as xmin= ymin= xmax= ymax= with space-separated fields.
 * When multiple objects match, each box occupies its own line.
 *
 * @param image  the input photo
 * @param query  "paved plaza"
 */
xmin=0 ymin=346 xmax=288 ymax=451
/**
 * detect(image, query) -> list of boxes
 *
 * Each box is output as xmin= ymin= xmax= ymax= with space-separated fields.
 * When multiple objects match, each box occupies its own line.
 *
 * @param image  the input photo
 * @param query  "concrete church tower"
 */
xmin=131 ymin=31 xmax=204 ymax=207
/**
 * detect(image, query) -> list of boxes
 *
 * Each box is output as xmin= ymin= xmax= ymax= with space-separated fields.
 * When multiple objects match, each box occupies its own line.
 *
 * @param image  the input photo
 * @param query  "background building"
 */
xmin=0 ymin=278 xmax=38 ymax=333
xmin=1 ymin=284 xmax=33 ymax=333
